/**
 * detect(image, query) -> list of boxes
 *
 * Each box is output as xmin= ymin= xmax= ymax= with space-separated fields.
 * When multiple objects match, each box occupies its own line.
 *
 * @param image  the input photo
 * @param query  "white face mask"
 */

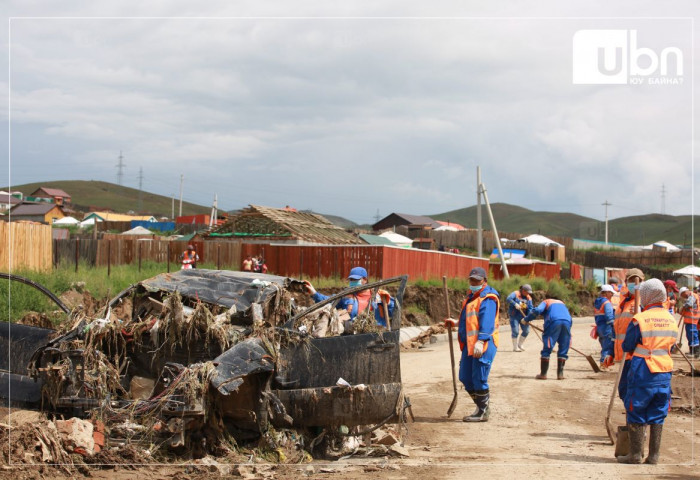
xmin=349 ymin=279 xmax=362 ymax=287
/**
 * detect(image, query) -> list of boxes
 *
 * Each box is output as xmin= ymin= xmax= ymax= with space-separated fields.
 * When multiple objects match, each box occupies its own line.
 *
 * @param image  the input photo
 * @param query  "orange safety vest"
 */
xmin=614 ymin=295 xmax=637 ymax=362
xmin=631 ymin=308 xmax=677 ymax=373
xmin=182 ymin=250 xmax=197 ymax=263
xmin=462 ymin=290 xmax=500 ymax=356
xmin=681 ymin=292 xmax=700 ymax=325
xmin=594 ymin=298 xmax=612 ymax=318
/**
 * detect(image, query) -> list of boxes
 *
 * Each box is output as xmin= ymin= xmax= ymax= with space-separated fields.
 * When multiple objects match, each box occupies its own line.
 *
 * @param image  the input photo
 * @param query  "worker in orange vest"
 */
xmin=679 ymin=286 xmax=700 ymax=357
xmin=594 ymin=285 xmax=616 ymax=368
xmin=180 ymin=244 xmax=199 ymax=270
xmin=608 ymin=276 xmax=623 ymax=311
xmin=662 ymin=280 xmax=679 ymax=314
xmin=617 ymin=278 xmax=678 ymax=464
xmin=444 ymin=267 xmax=500 ymax=422
xmin=521 ymin=296 xmax=572 ymax=380
xmin=614 ymin=269 xmax=644 ymax=401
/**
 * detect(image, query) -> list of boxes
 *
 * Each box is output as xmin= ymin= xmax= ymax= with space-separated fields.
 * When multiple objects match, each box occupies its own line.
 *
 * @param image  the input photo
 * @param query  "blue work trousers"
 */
xmin=625 ymin=383 xmax=672 ymax=424
xmin=596 ymin=322 xmax=615 ymax=363
xmin=685 ymin=323 xmax=699 ymax=347
xmin=459 ymin=344 xmax=497 ymax=391
xmin=540 ymin=321 xmax=571 ymax=360
xmin=509 ymin=316 xmax=530 ymax=339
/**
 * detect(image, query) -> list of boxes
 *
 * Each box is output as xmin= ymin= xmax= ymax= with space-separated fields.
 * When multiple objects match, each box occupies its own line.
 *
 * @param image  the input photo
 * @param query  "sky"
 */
xmin=1 ymin=2 xmax=698 ymax=225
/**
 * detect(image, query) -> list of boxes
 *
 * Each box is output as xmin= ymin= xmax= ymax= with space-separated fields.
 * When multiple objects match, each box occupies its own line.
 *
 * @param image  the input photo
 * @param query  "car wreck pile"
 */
xmin=1 ymin=270 xmax=410 ymax=467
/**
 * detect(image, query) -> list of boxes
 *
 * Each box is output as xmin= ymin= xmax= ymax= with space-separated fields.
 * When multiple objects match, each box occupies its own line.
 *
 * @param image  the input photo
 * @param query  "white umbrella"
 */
xmin=673 ymin=265 xmax=700 ymax=276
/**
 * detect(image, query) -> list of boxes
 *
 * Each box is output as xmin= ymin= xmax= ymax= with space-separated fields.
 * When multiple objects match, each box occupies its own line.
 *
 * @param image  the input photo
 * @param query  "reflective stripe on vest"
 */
xmin=464 ymin=292 xmax=500 ymax=356
xmin=594 ymin=299 xmax=612 ymax=322
xmin=631 ymin=309 xmax=677 ymax=373
xmin=682 ymin=292 xmax=700 ymax=325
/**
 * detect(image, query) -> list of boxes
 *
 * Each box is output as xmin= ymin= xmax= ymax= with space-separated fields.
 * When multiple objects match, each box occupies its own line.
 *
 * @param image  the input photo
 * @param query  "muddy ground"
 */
xmin=3 ymin=319 xmax=697 ymax=479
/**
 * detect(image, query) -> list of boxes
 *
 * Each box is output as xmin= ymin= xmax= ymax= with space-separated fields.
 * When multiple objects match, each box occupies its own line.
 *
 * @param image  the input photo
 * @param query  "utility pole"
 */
xmin=115 ymin=151 xmax=125 ymax=185
xmin=138 ymin=166 xmax=143 ymax=212
xmin=179 ymin=174 xmax=184 ymax=217
xmin=660 ymin=184 xmax=666 ymax=214
xmin=602 ymin=200 xmax=611 ymax=245
xmin=209 ymin=194 xmax=218 ymax=228
xmin=373 ymin=209 xmax=381 ymax=224
xmin=171 ymin=194 xmax=175 ymax=220
xmin=480 ymin=181 xmax=509 ymax=278
xmin=476 ymin=166 xmax=483 ymax=258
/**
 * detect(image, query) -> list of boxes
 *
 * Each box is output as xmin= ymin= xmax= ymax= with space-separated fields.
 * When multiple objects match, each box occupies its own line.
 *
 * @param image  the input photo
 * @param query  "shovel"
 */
xmin=442 ymin=276 xmax=459 ymax=418
xmin=676 ymin=316 xmax=684 ymax=349
xmin=528 ymin=323 xmax=601 ymax=373
xmin=605 ymin=277 xmax=640 ymax=444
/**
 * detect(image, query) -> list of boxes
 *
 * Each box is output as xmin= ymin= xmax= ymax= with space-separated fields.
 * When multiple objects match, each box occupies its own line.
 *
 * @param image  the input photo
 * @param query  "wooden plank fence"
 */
xmin=53 ymin=238 xmax=242 ymax=270
xmin=567 ymin=249 xmax=695 ymax=268
xmin=0 ymin=222 xmax=52 ymax=272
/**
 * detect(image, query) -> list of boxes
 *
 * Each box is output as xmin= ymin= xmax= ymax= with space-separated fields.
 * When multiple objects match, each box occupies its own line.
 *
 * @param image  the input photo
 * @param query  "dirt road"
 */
xmin=280 ymin=318 xmax=697 ymax=479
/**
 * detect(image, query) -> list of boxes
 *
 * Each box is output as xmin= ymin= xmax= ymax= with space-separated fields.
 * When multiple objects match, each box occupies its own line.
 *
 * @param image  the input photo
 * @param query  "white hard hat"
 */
xmin=600 ymin=284 xmax=614 ymax=293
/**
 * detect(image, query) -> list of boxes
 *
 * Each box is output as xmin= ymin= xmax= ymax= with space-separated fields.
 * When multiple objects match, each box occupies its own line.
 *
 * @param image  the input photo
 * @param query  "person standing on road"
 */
xmin=594 ymin=285 xmax=616 ymax=368
xmin=678 ymin=286 xmax=700 ymax=358
xmin=444 ymin=267 xmax=500 ymax=422
xmin=663 ymin=280 xmax=679 ymax=314
xmin=303 ymin=267 xmax=395 ymax=325
xmin=505 ymin=284 xmax=533 ymax=352
xmin=614 ymin=269 xmax=645 ymax=402
xmin=617 ymin=278 xmax=678 ymax=465
xmin=521 ymin=295 xmax=572 ymax=380
xmin=608 ymin=276 xmax=623 ymax=311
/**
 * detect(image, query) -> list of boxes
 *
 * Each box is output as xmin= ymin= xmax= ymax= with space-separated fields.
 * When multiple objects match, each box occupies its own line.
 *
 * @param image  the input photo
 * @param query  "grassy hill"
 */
xmin=6 ymin=180 xmax=210 ymax=217
xmin=431 ymin=203 xmax=699 ymax=247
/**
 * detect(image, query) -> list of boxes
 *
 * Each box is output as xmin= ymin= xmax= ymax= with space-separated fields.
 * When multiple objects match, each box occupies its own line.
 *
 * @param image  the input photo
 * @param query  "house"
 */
xmin=29 ymin=187 xmax=71 ymax=206
xmin=372 ymin=213 xmax=441 ymax=232
xmin=0 ymin=193 xmax=24 ymax=212
xmin=208 ymin=204 xmax=363 ymax=245
xmin=435 ymin=220 xmax=466 ymax=231
xmin=10 ymin=203 xmax=65 ymax=224
xmin=84 ymin=211 xmax=157 ymax=222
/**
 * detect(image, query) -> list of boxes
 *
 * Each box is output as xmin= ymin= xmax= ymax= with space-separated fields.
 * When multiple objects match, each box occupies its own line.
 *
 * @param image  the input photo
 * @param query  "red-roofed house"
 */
xmin=435 ymin=221 xmax=466 ymax=231
xmin=30 ymin=187 xmax=71 ymax=206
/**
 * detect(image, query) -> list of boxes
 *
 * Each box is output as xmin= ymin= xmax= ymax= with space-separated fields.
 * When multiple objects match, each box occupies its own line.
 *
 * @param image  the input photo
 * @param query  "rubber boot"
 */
xmin=517 ymin=335 xmax=526 ymax=352
xmin=694 ymin=346 xmax=700 ymax=359
xmin=512 ymin=337 xmax=520 ymax=352
xmin=535 ymin=358 xmax=549 ymax=380
xmin=644 ymin=424 xmax=663 ymax=464
xmin=616 ymin=423 xmax=644 ymax=464
xmin=464 ymin=390 xmax=479 ymax=418
xmin=463 ymin=389 xmax=489 ymax=422
xmin=557 ymin=358 xmax=566 ymax=380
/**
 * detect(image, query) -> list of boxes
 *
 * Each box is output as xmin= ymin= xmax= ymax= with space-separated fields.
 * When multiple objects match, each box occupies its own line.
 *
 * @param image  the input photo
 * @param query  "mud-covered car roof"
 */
xmin=138 ymin=269 xmax=291 ymax=311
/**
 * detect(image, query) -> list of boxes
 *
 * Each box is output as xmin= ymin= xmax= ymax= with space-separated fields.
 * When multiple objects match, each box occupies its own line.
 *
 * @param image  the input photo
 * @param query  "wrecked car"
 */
xmin=1 ymin=270 xmax=409 ymax=456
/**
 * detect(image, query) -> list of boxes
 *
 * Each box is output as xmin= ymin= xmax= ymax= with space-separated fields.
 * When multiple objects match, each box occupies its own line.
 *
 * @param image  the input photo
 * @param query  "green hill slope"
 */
xmin=431 ymin=204 xmax=699 ymax=246
xmin=6 ymin=180 xmax=210 ymax=217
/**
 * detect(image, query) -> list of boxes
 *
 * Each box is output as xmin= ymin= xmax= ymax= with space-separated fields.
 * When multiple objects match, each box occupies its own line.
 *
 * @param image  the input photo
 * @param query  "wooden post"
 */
xmin=138 ymin=242 xmax=142 ymax=272
xmin=75 ymin=238 xmax=79 ymax=273
xmin=217 ymin=244 xmax=221 ymax=270
xmin=107 ymin=240 xmax=111 ymax=277
xmin=167 ymin=242 xmax=171 ymax=273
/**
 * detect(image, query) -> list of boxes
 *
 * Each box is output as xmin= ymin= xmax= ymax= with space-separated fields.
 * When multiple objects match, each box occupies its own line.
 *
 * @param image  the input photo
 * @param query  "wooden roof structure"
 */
xmin=208 ymin=204 xmax=363 ymax=245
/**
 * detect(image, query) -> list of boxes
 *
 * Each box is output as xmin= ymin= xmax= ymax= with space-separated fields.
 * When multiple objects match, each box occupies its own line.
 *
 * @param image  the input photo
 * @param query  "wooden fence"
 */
xmin=0 ymin=222 xmax=52 ymax=272
xmin=240 ymin=244 xmax=488 ymax=280
xmin=53 ymin=238 xmax=242 ymax=270
xmin=395 ymin=227 xmax=573 ymax=255
xmin=567 ymin=249 xmax=695 ymax=268
xmin=489 ymin=261 xmax=561 ymax=282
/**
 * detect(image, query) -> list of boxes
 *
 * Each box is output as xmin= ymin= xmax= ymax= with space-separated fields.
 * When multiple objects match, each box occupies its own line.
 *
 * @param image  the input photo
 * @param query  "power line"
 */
xmin=115 ymin=151 xmax=126 ymax=186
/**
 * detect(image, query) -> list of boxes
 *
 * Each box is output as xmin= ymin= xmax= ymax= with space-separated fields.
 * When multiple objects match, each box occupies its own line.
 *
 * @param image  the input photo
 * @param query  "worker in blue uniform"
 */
xmin=444 ymin=267 xmax=500 ymax=422
xmin=617 ymin=278 xmax=677 ymax=465
xmin=522 ymin=296 xmax=572 ymax=380
xmin=594 ymin=284 xmax=616 ymax=368
xmin=303 ymin=266 xmax=395 ymax=326
xmin=505 ymin=284 xmax=533 ymax=352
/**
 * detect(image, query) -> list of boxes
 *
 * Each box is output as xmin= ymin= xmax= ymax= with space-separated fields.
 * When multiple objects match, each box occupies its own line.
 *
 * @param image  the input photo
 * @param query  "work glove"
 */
xmin=302 ymin=280 xmax=316 ymax=295
xmin=602 ymin=355 xmax=614 ymax=368
xmin=473 ymin=340 xmax=485 ymax=359
xmin=444 ymin=317 xmax=458 ymax=328
xmin=377 ymin=289 xmax=392 ymax=304
xmin=520 ymin=318 xmax=529 ymax=326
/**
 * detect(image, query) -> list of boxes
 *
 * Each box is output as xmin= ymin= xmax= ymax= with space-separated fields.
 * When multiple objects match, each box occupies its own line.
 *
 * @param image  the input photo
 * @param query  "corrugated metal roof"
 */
xmin=32 ymin=187 xmax=71 ymax=198
xmin=359 ymin=234 xmax=394 ymax=245
xmin=10 ymin=203 xmax=60 ymax=215
xmin=210 ymin=204 xmax=363 ymax=245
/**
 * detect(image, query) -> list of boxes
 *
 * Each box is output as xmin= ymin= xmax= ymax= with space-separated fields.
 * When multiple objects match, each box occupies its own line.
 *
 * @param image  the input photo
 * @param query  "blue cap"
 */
xmin=348 ymin=267 xmax=368 ymax=280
